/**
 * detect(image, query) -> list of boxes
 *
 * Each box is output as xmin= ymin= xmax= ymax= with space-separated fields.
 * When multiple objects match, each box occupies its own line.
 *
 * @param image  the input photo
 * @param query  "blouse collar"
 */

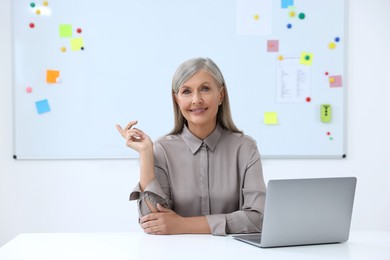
xmin=181 ymin=123 xmax=223 ymax=154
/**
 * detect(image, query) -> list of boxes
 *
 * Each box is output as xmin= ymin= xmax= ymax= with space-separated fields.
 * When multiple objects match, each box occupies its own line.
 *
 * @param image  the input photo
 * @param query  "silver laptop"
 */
xmin=234 ymin=177 xmax=357 ymax=248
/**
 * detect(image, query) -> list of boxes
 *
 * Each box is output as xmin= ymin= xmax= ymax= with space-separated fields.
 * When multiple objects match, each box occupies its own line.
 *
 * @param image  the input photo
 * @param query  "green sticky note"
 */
xmin=59 ymin=24 xmax=73 ymax=38
xmin=70 ymin=37 xmax=84 ymax=51
xmin=300 ymin=52 xmax=314 ymax=66
xmin=264 ymin=112 xmax=278 ymax=125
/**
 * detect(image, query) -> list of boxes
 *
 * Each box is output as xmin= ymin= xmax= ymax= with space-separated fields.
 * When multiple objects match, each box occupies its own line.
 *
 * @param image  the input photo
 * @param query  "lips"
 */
xmin=189 ymin=107 xmax=207 ymax=113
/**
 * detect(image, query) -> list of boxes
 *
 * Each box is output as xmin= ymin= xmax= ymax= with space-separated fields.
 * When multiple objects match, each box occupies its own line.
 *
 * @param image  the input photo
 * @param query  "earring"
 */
xmin=218 ymin=102 xmax=222 ymax=106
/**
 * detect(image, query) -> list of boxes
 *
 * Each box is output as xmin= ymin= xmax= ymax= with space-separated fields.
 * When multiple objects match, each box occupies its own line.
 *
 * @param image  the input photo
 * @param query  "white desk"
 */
xmin=0 ymin=231 xmax=389 ymax=260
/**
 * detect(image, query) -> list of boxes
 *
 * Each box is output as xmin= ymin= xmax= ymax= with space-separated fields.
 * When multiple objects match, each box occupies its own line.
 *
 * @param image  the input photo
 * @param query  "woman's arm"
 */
xmin=116 ymin=120 xmax=158 ymax=212
xmin=139 ymin=204 xmax=211 ymax=235
xmin=207 ymin=143 xmax=267 ymax=236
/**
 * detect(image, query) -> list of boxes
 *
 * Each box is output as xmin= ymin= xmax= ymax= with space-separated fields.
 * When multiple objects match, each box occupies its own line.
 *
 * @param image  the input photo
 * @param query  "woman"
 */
xmin=116 ymin=57 xmax=266 ymax=236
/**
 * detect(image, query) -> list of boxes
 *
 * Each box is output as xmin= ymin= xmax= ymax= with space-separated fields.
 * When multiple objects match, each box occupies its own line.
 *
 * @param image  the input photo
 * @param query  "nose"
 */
xmin=192 ymin=91 xmax=203 ymax=105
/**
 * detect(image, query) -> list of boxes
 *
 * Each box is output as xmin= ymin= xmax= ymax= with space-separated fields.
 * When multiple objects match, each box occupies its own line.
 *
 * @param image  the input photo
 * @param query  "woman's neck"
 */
xmin=188 ymin=122 xmax=217 ymax=140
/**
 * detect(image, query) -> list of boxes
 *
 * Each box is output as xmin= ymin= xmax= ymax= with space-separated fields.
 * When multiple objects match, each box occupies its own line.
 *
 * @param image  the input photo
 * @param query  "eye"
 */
xmin=201 ymin=86 xmax=210 ymax=92
xmin=181 ymin=89 xmax=191 ymax=95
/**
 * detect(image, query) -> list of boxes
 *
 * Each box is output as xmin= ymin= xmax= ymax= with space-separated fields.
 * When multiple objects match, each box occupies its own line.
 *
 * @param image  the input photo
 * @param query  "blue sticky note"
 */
xmin=281 ymin=0 xmax=294 ymax=8
xmin=35 ymin=99 xmax=51 ymax=114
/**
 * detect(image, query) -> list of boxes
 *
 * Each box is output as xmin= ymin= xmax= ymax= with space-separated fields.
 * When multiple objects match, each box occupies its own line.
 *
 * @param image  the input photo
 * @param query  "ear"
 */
xmin=173 ymin=92 xmax=178 ymax=104
xmin=219 ymin=87 xmax=225 ymax=103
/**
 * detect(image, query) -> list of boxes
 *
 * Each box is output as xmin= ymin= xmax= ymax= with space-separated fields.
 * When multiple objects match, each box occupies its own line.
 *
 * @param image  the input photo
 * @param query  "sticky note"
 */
xmin=46 ymin=70 xmax=60 ymax=83
xmin=70 ymin=37 xmax=84 ymax=51
xmin=35 ymin=99 xmax=51 ymax=114
xmin=300 ymin=52 xmax=313 ymax=66
xmin=264 ymin=112 xmax=278 ymax=125
xmin=59 ymin=24 xmax=73 ymax=38
xmin=267 ymin=40 xmax=279 ymax=52
xmin=329 ymin=75 xmax=342 ymax=87
xmin=281 ymin=0 xmax=294 ymax=8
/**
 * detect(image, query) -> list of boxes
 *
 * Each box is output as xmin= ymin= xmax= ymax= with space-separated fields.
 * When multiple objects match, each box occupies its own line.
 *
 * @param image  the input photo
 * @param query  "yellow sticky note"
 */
xmin=59 ymin=24 xmax=73 ymax=38
xmin=300 ymin=52 xmax=314 ymax=66
xmin=70 ymin=37 xmax=84 ymax=51
xmin=46 ymin=70 xmax=60 ymax=83
xmin=264 ymin=112 xmax=278 ymax=125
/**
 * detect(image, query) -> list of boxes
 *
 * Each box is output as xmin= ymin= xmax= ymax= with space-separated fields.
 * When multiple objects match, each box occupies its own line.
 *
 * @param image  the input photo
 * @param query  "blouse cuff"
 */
xmin=206 ymin=214 xmax=227 ymax=236
xmin=129 ymin=178 xmax=170 ymax=208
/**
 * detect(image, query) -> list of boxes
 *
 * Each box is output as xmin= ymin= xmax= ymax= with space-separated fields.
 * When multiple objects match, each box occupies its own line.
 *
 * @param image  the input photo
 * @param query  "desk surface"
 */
xmin=0 ymin=231 xmax=389 ymax=260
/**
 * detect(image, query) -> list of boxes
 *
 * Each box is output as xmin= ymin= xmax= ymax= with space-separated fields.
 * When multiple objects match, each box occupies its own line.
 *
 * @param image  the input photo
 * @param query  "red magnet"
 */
xmin=306 ymin=97 xmax=311 ymax=102
xmin=29 ymin=22 xmax=35 ymax=28
xmin=77 ymin=28 xmax=82 ymax=34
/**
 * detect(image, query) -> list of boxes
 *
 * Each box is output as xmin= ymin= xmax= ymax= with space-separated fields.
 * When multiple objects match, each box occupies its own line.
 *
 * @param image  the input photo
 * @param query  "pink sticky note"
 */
xmin=329 ymin=75 xmax=342 ymax=87
xmin=267 ymin=40 xmax=279 ymax=52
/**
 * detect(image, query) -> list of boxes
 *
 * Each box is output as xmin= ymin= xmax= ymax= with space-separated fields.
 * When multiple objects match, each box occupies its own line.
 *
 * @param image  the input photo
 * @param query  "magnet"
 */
xmin=277 ymin=55 xmax=284 ymax=61
xmin=36 ymin=9 xmax=41 ymax=15
xmin=329 ymin=77 xmax=335 ymax=83
xmin=60 ymin=46 xmax=67 ymax=52
xmin=30 ymin=2 xmax=36 ymax=8
xmin=77 ymin=28 xmax=82 ymax=34
xmin=287 ymin=23 xmax=292 ymax=29
xmin=43 ymin=1 xmax=49 ymax=6
xmin=26 ymin=86 xmax=33 ymax=93
xmin=29 ymin=23 xmax=35 ymax=28
xmin=321 ymin=104 xmax=332 ymax=123
xmin=298 ymin=13 xmax=305 ymax=19
xmin=335 ymin=37 xmax=340 ymax=42
xmin=328 ymin=42 xmax=336 ymax=49
xmin=306 ymin=97 xmax=311 ymax=102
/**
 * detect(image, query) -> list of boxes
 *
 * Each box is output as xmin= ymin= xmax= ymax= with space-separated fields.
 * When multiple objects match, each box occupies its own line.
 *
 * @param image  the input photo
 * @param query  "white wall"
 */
xmin=1 ymin=0 xmax=389 ymax=246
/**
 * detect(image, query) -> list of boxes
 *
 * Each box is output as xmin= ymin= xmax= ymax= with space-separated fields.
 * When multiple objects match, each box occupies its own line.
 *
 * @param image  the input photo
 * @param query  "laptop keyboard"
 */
xmin=236 ymin=234 xmax=262 ymax=243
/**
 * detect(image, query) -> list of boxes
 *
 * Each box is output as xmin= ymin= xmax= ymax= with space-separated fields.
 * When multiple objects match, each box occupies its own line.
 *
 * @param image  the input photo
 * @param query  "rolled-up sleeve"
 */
xmin=129 ymin=178 xmax=170 ymax=217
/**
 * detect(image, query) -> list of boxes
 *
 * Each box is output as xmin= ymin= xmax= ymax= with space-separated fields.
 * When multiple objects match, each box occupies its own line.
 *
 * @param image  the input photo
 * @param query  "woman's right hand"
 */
xmin=116 ymin=120 xmax=153 ymax=153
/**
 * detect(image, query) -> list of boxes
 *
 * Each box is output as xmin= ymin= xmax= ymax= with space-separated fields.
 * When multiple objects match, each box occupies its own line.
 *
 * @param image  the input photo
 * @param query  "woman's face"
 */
xmin=175 ymin=70 xmax=224 ymax=135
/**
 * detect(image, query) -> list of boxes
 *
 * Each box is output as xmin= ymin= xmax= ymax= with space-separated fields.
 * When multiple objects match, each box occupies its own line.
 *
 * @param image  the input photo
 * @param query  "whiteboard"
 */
xmin=12 ymin=0 xmax=347 ymax=159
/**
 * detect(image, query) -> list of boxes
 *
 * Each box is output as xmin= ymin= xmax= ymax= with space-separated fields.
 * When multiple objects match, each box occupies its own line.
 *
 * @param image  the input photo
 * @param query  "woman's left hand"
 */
xmin=139 ymin=204 xmax=184 ymax=235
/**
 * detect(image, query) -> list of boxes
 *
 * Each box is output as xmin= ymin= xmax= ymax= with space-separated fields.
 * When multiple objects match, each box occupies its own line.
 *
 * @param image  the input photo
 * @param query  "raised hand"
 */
xmin=116 ymin=120 xmax=153 ymax=153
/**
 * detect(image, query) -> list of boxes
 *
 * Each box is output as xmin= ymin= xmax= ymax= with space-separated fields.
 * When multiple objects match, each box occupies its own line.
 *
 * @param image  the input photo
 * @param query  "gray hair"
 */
xmin=169 ymin=57 xmax=242 ymax=135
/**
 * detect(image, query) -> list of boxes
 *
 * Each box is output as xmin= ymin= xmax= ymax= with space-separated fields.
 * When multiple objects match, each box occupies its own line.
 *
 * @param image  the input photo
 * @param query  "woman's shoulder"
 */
xmin=221 ymin=129 xmax=258 ymax=149
xmin=154 ymin=133 xmax=183 ymax=147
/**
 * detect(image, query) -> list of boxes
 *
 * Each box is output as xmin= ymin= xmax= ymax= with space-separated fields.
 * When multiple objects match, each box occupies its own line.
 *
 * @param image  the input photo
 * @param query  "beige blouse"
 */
xmin=130 ymin=124 xmax=266 ymax=236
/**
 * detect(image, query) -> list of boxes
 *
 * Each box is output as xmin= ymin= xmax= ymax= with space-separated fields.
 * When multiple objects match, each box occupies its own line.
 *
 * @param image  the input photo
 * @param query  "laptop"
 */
xmin=233 ymin=177 xmax=357 ymax=248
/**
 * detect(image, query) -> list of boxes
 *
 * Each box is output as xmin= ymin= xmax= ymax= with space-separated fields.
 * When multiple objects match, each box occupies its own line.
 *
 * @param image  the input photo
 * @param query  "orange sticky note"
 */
xmin=46 ymin=70 xmax=60 ymax=83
